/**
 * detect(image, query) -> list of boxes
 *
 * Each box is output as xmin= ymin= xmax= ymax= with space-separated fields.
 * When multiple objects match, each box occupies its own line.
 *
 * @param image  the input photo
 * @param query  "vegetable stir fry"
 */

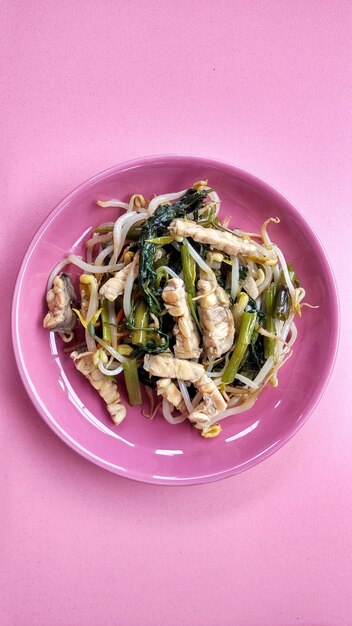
xmin=43 ymin=181 xmax=309 ymax=438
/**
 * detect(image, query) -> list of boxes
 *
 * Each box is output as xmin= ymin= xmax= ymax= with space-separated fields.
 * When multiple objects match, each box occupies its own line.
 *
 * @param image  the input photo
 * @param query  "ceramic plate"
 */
xmin=12 ymin=155 xmax=339 ymax=484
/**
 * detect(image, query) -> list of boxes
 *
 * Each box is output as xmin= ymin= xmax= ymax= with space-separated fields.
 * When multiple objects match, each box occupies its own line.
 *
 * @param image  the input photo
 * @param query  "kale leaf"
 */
xmin=138 ymin=188 xmax=207 ymax=313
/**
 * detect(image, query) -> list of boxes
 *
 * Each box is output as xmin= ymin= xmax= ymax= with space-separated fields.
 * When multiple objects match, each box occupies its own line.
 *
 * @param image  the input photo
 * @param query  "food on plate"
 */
xmin=162 ymin=277 xmax=201 ymax=359
xmin=43 ymin=274 xmax=77 ymax=338
xmin=43 ymin=181 xmax=308 ymax=437
xmin=71 ymin=351 xmax=126 ymax=424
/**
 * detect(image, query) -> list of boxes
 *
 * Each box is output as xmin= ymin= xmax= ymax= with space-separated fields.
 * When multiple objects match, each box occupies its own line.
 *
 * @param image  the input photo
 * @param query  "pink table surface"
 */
xmin=2 ymin=2 xmax=352 ymax=625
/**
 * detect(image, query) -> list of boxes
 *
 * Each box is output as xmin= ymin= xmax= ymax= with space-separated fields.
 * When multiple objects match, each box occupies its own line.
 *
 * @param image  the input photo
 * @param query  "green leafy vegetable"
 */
xmin=125 ymin=304 xmax=170 ymax=353
xmin=264 ymin=283 xmax=277 ymax=357
xmin=101 ymin=299 xmax=112 ymax=343
xmin=238 ymin=335 xmax=266 ymax=380
xmin=246 ymin=296 xmax=266 ymax=324
xmin=181 ymin=243 xmax=196 ymax=297
xmin=138 ymin=188 xmax=207 ymax=313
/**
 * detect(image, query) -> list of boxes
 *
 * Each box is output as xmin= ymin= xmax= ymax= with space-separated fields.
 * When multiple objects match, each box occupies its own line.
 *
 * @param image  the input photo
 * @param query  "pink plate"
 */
xmin=12 ymin=155 xmax=339 ymax=485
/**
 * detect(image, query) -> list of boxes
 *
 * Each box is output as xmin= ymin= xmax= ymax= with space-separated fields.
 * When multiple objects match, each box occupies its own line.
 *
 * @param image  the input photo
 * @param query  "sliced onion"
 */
xmin=162 ymin=399 xmax=187 ymax=425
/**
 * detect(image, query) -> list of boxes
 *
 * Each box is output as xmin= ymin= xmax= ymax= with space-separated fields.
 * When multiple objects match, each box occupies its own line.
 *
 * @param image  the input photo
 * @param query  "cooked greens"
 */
xmin=43 ymin=183 xmax=307 ymax=438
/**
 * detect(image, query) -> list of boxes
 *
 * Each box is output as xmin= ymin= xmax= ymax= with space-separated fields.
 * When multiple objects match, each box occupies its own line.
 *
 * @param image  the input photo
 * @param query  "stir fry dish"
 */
xmin=43 ymin=181 xmax=309 ymax=438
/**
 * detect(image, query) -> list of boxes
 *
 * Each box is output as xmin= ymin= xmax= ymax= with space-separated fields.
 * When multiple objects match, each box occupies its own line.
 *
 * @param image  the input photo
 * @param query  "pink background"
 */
xmin=2 ymin=1 xmax=352 ymax=625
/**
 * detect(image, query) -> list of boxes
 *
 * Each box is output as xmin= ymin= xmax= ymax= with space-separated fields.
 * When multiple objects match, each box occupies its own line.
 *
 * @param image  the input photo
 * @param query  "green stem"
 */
xmin=131 ymin=301 xmax=149 ymax=346
xmin=101 ymin=299 xmax=112 ymax=343
xmin=123 ymin=359 xmax=142 ymax=406
xmin=181 ymin=244 xmax=196 ymax=297
xmin=264 ymin=283 xmax=276 ymax=357
xmin=222 ymin=312 xmax=257 ymax=384
xmin=180 ymin=243 xmax=201 ymax=330
xmin=187 ymin=293 xmax=202 ymax=333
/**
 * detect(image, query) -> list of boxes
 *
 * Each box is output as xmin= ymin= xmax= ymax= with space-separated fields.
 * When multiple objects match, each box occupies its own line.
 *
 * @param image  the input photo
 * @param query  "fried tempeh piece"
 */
xmin=197 ymin=272 xmax=234 ymax=357
xmin=162 ymin=277 xmax=201 ymax=359
xmin=156 ymin=378 xmax=186 ymax=413
xmin=144 ymin=353 xmax=204 ymax=381
xmin=144 ymin=354 xmax=226 ymax=429
xmin=99 ymin=252 xmax=139 ymax=301
xmin=43 ymin=273 xmax=77 ymax=334
xmin=169 ymin=220 xmax=276 ymax=263
xmin=71 ymin=351 xmax=126 ymax=424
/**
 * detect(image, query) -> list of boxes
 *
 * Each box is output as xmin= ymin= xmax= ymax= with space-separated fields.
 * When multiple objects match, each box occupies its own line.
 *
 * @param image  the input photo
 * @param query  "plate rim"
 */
xmin=11 ymin=153 xmax=340 ymax=485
